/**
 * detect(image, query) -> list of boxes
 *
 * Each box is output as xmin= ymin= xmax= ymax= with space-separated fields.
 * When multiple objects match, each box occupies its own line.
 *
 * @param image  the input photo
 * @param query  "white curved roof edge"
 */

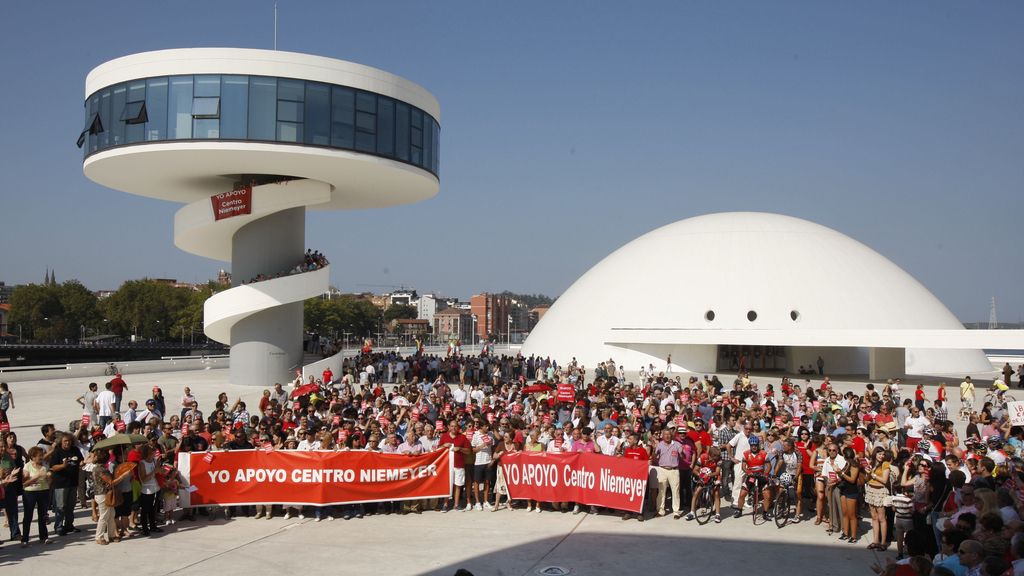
xmin=606 ymin=328 xmax=1024 ymax=350
xmin=204 ymin=266 xmax=330 ymax=345
xmin=84 ymin=142 xmax=438 ymax=207
xmin=85 ymin=48 xmax=440 ymax=121
xmin=174 ymin=179 xmax=332 ymax=262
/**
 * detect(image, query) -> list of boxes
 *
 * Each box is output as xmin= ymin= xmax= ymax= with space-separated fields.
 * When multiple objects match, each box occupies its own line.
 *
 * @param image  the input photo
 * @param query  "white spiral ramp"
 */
xmin=174 ymin=179 xmax=332 ymax=385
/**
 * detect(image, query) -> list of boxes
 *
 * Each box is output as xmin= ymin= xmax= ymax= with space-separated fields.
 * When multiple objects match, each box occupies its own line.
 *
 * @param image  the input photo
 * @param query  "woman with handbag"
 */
xmin=91 ymin=448 xmax=133 ymax=545
xmin=864 ymin=447 xmax=894 ymax=550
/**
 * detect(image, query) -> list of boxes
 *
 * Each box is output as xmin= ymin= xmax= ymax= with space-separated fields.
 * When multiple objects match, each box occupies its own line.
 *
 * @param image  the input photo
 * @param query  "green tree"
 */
xmin=8 ymin=283 xmax=61 ymax=341
xmin=172 ymin=282 xmax=221 ymax=343
xmin=383 ymin=304 xmax=417 ymax=322
xmin=59 ymin=280 xmax=101 ymax=339
xmin=100 ymin=279 xmax=192 ymax=340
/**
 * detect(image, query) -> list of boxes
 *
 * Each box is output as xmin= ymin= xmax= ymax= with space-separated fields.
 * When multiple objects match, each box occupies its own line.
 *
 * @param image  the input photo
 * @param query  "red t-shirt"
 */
xmin=915 ymin=389 xmax=925 ymax=401
xmin=687 ymin=430 xmax=712 ymax=449
xmin=851 ymin=436 xmax=866 ymax=455
xmin=623 ymin=446 xmax=649 ymax=461
xmin=796 ymin=441 xmax=815 ymax=474
xmin=440 ymin=432 xmax=469 ymax=468
xmin=110 ymin=376 xmax=126 ymax=395
xmin=744 ymin=451 xmax=767 ymax=475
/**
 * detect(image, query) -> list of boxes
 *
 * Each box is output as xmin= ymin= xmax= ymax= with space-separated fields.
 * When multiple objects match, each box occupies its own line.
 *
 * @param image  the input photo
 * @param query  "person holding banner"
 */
xmin=621 ymin=432 xmax=650 ymax=521
xmin=439 ymin=418 xmax=470 ymax=513
xmin=652 ymin=428 xmax=684 ymax=518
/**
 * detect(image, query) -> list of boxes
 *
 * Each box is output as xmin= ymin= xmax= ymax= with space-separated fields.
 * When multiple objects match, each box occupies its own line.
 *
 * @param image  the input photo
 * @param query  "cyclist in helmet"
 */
xmin=734 ymin=435 xmax=772 ymax=521
xmin=773 ymin=438 xmax=803 ymax=518
xmin=685 ymin=446 xmax=723 ymax=523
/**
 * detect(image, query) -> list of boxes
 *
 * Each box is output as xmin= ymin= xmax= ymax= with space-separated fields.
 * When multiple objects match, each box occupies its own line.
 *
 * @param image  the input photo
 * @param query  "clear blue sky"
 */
xmin=1 ymin=1 xmax=1021 ymax=323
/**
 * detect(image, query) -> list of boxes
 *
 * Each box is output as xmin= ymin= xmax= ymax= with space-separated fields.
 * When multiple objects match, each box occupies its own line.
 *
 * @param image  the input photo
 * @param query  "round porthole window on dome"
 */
xmin=790 ymin=310 xmax=800 ymax=322
xmin=705 ymin=310 xmax=715 ymax=322
xmin=747 ymin=310 xmax=757 ymax=322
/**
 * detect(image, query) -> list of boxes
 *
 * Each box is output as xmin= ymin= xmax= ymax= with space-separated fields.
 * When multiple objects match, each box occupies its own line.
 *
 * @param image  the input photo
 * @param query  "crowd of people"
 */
xmin=238 ymin=249 xmax=329 ymax=285
xmin=2 ymin=352 xmax=1024 ymax=576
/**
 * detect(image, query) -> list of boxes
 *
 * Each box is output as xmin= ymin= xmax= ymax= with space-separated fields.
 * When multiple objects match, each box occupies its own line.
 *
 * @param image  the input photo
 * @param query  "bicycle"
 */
xmin=772 ymin=477 xmax=794 ymax=528
xmin=749 ymin=476 xmax=768 ymax=526
xmin=983 ymin=389 xmax=1017 ymax=409
xmin=104 ymin=362 xmax=119 ymax=376
xmin=692 ymin=478 xmax=716 ymax=525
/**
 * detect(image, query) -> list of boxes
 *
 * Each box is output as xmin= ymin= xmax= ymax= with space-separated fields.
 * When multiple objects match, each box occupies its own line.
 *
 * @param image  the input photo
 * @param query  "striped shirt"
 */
xmin=891 ymin=494 xmax=914 ymax=520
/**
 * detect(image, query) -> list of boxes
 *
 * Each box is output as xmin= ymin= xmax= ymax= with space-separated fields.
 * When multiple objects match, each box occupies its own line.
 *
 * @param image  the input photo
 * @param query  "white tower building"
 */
xmin=81 ymin=49 xmax=440 ymax=386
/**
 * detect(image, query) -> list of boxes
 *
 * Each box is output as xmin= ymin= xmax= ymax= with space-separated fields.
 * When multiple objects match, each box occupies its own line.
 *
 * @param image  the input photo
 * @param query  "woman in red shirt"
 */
xmin=914 ymin=385 xmax=926 ymax=411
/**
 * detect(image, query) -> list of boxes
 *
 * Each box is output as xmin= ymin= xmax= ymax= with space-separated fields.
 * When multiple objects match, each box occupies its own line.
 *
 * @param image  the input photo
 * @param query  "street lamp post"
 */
xmin=471 ymin=314 xmax=477 ymax=354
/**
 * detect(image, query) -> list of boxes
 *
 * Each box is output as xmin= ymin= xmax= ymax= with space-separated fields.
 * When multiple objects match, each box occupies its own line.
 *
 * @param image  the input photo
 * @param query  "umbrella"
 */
xmin=522 ymin=384 xmax=552 ymax=394
xmin=290 ymin=383 xmax=319 ymax=399
xmin=391 ymin=397 xmax=411 ymax=407
xmin=92 ymin=433 xmax=148 ymax=451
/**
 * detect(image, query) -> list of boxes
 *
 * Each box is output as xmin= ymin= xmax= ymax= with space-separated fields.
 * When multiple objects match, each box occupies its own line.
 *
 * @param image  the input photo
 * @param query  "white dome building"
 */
xmin=522 ymin=212 xmax=1003 ymax=378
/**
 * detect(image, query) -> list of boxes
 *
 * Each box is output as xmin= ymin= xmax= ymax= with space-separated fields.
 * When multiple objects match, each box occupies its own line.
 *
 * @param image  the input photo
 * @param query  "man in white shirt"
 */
xmin=96 ymin=382 xmax=117 ymax=427
xmin=452 ymin=383 xmax=469 ymax=407
xmin=905 ymin=407 xmax=930 ymax=451
xmin=596 ymin=424 xmax=621 ymax=456
xmin=729 ymin=421 xmax=753 ymax=506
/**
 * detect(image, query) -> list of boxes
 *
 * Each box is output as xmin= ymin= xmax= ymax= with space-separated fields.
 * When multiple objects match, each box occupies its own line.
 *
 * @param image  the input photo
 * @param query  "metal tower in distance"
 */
xmin=989 ymin=297 xmax=998 ymax=329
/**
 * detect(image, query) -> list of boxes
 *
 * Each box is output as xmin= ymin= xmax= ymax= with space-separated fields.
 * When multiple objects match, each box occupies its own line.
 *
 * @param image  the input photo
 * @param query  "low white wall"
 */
xmin=0 ymin=355 xmax=229 ymax=383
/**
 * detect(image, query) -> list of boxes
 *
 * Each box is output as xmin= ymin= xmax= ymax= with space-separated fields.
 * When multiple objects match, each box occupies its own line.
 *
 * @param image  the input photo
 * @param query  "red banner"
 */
xmin=500 ymin=451 xmax=648 ymax=513
xmin=179 ymin=449 xmax=451 ymax=506
xmin=211 ymin=186 xmax=252 ymax=221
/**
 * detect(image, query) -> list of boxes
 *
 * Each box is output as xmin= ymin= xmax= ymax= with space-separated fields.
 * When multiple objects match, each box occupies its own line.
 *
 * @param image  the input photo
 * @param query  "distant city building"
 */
xmin=217 ymin=269 xmax=232 ymax=286
xmin=0 ymin=282 xmax=14 ymax=304
xmin=389 ymin=289 xmax=418 ymax=307
xmin=530 ymin=306 xmax=550 ymax=327
xmin=0 ymin=303 xmax=10 ymax=337
xmin=393 ymin=318 xmax=430 ymax=337
xmin=434 ymin=308 xmax=474 ymax=344
xmin=471 ymin=292 xmax=512 ymax=342
xmin=417 ymin=294 xmax=448 ymax=327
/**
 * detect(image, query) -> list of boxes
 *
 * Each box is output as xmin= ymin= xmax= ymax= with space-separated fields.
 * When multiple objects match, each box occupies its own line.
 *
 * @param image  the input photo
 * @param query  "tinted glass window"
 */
xmin=110 ymin=85 xmax=126 ymax=146
xmin=168 ymin=76 xmax=193 ymax=139
xmin=194 ymin=75 xmax=220 ymax=97
xmin=377 ymin=97 xmax=394 ymax=156
xmin=356 ymin=92 xmax=376 ymax=113
xmin=98 ymin=89 xmax=111 ymax=149
xmin=395 ymin=102 xmax=410 ymax=161
xmin=192 ymin=97 xmax=221 ymax=118
xmin=304 ymin=82 xmax=330 ymax=146
xmin=85 ymin=74 xmax=438 ymax=176
xmin=278 ymin=79 xmax=304 ymax=102
xmin=248 ymin=77 xmax=276 ymax=141
xmin=145 ymin=78 xmax=167 ymax=141
xmin=331 ymin=86 xmax=354 ymax=148
xmin=277 ymin=121 xmax=301 ymax=142
xmin=220 ymin=75 xmax=248 ymax=139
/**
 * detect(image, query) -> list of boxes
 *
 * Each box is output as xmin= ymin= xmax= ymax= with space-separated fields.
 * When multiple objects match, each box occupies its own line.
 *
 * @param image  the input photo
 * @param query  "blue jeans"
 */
xmin=22 ymin=489 xmax=50 ymax=543
xmin=53 ymin=486 xmax=76 ymax=533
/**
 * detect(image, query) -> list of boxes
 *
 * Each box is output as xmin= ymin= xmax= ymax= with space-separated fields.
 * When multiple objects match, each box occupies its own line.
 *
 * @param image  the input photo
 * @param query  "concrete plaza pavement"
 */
xmin=1 ymin=495 xmax=885 ymax=576
xmin=0 ymin=364 xmax=1006 ymax=575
